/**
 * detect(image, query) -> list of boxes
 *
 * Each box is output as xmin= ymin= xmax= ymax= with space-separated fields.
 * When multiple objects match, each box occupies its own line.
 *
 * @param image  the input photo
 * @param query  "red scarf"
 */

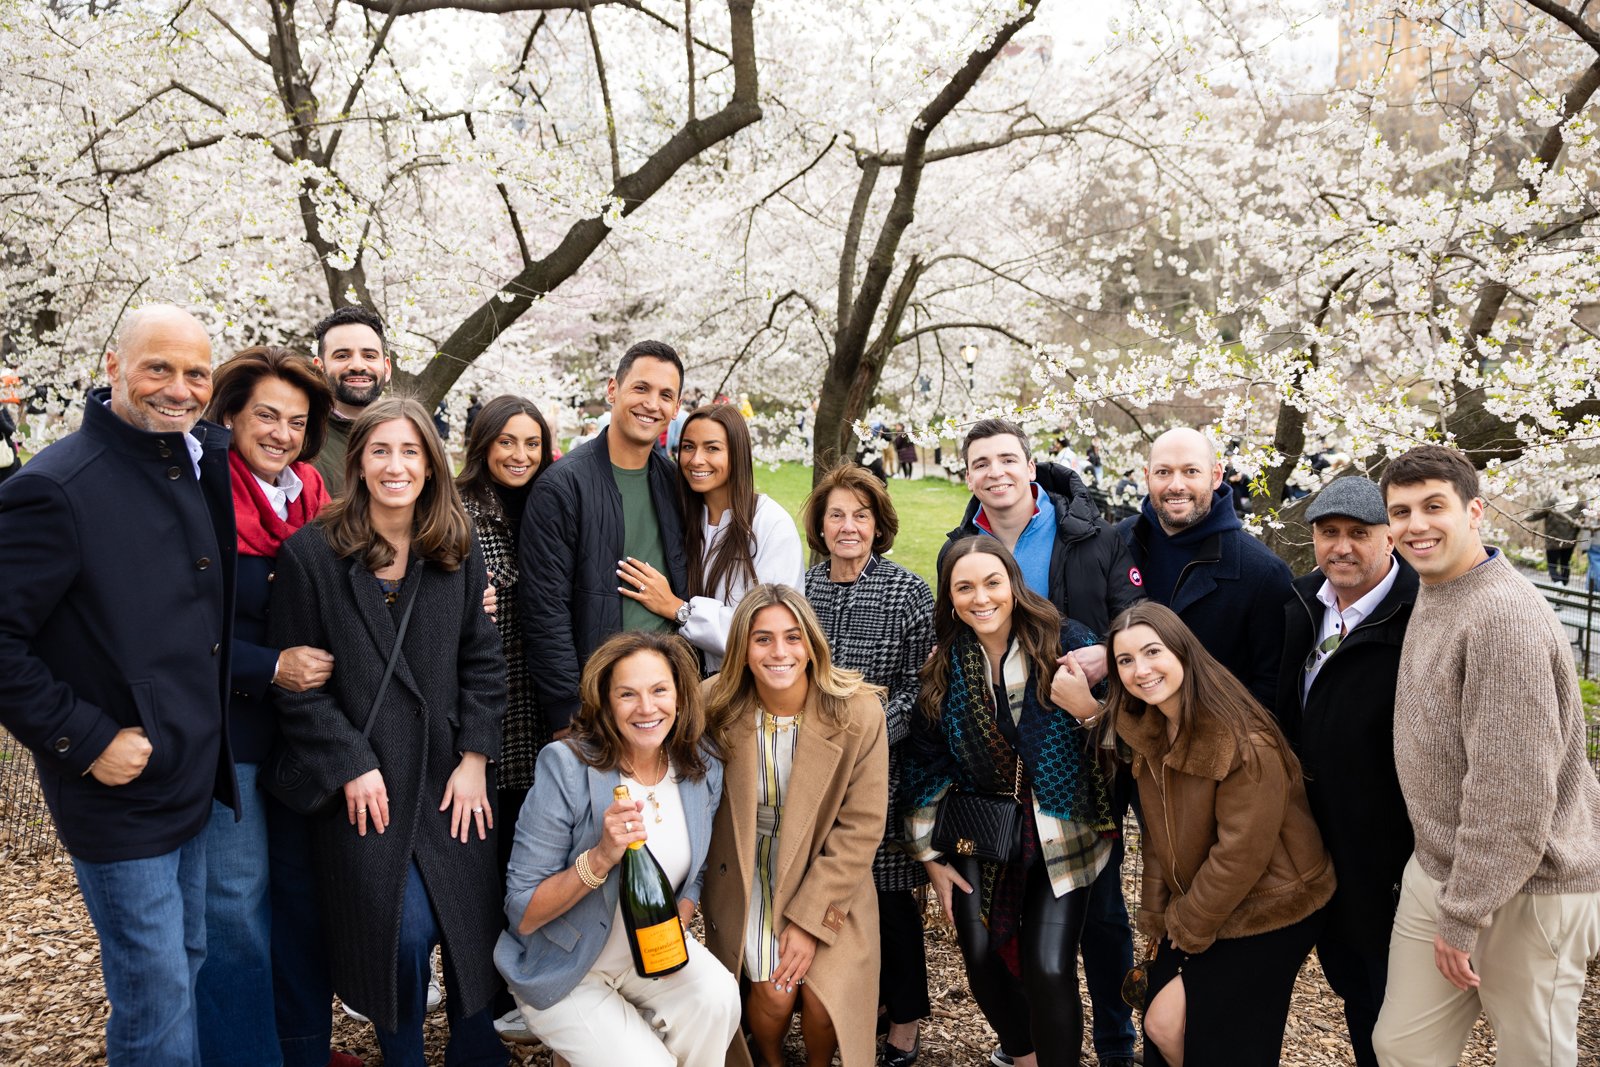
xmin=230 ymin=449 xmax=330 ymax=557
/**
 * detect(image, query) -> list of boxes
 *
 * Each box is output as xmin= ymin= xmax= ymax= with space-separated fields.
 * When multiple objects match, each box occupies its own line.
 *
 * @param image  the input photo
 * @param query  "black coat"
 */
xmin=0 ymin=390 xmax=237 ymax=862
xmin=269 ymin=528 xmax=507 ymax=1031
xmin=518 ymin=428 xmax=688 ymax=731
xmin=940 ymin=462 xmax=1142 ymax=635
xmin=1116 ymin=490 xmax=1292 ymax=712
xmin=1277 ymin=558 xmax=1417 ymax=939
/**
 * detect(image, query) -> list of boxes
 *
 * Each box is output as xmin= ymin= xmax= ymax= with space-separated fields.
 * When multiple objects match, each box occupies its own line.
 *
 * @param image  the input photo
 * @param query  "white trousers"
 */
xmin=517 ymin=937 xmax=741 ymax=1067
xmin=1373 ymin=854 xmax=1600 ymax=1067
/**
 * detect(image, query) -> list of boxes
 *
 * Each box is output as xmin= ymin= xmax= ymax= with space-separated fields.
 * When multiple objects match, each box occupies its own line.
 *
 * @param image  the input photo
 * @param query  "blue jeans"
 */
xmin=1080 ymin=772 xmax=1137 ymax=1060
xmin=374 ymin=862 xmax=506 ymax=1067
xmin=196 ymin=763 xmax=280 ymax=1067
xmin=264 ymin=794 xmax=339 ymax=1067
xmin=73 ymin=833 xmax=209 ymax=1066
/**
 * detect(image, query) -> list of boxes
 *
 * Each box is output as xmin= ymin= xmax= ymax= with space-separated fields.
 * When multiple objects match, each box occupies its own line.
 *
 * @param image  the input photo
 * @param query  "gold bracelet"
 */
xmin=575 ymin=849 xmax=606 ymax=890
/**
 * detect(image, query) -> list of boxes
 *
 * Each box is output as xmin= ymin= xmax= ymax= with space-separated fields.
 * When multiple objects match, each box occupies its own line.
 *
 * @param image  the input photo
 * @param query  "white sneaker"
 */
xmin=493 ymin=1007 xmax=537 ymax=1044
xmin=339 ymin=981 xmax=441 ymax=1021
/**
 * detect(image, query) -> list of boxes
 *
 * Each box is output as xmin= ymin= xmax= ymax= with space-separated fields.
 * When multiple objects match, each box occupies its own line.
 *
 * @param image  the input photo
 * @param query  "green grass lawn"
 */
xmin=754 ymin=463 xmax=970 ymax=585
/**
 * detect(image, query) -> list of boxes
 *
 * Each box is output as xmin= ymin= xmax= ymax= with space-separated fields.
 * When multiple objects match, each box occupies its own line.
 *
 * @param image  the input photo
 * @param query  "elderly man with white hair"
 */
xmin=0 ymin=305 xmax=237 ymax=1066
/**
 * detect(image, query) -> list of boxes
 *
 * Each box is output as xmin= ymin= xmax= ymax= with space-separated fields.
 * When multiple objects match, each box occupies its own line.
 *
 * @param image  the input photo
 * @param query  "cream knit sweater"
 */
xmin=1395 ymin=550 xmax=1600 ymax=952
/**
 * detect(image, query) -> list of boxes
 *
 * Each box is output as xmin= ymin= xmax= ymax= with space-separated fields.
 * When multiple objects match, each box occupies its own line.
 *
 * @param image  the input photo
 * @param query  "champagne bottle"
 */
xmin=613 ymin=784 xmax=689 ymax=978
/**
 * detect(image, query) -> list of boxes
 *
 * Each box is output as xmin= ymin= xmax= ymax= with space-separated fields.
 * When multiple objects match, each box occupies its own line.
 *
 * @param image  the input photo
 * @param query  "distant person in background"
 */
xmin=309 ymin=305 xmax=390 ymax=497
xmin=455 ymin=394 xmax=556 ymax=1041
xmin=892 ymin=424 xmax=916 ymax=480
xmin=619 ymin=404 xmax=804 ymax=673
xmin=1528 ymin=484 xmax=1581 ymax=585
xmin=0 ymin=403 xmax=20 ymax=484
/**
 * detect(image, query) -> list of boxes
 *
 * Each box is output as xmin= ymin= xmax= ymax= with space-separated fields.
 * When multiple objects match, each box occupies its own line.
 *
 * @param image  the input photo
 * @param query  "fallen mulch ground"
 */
xmin=2 ymin=831 xmax=1596 ymax=1065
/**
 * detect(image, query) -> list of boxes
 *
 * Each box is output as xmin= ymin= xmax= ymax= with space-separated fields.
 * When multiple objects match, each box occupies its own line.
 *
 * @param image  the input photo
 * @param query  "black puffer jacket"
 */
xmin=519 ymin=429 xmax=688 ymax=731
xmin=939 ymin=462 xmax=1143 ymax=634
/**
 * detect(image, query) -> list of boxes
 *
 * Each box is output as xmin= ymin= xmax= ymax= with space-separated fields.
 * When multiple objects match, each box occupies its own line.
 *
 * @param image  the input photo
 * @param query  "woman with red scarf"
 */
xmin=197 ymin=347 xmax=361 ymax=1067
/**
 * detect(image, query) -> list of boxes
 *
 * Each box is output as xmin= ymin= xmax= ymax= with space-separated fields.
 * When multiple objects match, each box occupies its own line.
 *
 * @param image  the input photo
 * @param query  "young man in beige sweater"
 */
xmin=1372 ymin=445 xmax=1600 ymax=1067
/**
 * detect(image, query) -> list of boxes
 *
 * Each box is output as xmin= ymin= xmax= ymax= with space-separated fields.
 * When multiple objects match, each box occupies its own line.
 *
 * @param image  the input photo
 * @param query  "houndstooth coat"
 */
xmin=804 ymin=557 xmax=935 ymax=892
xmin=464 ymin=489 xmax=545 ymax=792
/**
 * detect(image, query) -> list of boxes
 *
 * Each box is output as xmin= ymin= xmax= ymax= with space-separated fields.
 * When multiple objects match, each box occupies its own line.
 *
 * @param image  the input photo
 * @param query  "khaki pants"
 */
xmin=1373 ymin=855 xmax=1600 ymax=1066
xmin=517 ymin=937 xmax=741 ymax=1067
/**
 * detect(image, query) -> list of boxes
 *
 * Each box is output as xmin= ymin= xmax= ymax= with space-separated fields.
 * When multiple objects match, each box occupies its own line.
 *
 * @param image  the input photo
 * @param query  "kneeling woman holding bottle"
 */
xmin=494 ymin=632 xmax=741 ymax=1066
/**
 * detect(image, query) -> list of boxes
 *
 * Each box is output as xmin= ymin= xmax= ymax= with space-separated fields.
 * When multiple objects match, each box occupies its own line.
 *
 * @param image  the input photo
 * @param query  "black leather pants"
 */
xmin=950 ymin=856 xmax=1092 ymax=1067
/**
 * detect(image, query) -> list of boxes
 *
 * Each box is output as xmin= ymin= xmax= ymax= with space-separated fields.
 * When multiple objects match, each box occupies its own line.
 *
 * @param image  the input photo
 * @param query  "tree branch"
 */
xmin=407 ymin=0 xmax=760 ymax=403
xmin=325 ymin=0 xmax=407 ymax=161
xmin=96 ymin=134 xmax=226 ymax=180
xmin=582 ymin=0 xmax=622 ymax=186
xmin=683 ymin=0 xmax=695 ymax=121
xmin=1519 ymin=0 xmax=1600 ymax=57
xmin=207 ymin=8 xmax=270 ymax=64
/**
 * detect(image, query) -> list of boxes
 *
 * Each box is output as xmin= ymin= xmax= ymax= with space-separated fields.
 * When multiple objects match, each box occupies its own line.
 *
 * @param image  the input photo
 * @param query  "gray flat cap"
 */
xmin=1305 ymin=477 xmax=1388 ymax=525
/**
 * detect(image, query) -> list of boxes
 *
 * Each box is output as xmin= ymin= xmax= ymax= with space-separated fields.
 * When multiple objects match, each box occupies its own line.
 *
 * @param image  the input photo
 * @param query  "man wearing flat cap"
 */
xmin=1275 ymin=476 xmax=1417 ymax=1067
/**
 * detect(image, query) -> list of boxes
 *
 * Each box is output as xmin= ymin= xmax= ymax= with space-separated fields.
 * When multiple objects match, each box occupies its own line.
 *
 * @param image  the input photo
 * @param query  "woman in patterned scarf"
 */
xmin=454 ymin=394 xmax=555 ymax=1040
xmin=903 ymin=536 xmax=1115 ymax=1067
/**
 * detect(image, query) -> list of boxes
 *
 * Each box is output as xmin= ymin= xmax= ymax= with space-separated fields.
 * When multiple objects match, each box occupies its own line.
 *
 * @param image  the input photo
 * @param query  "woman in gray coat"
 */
xmin=271 ymin=397 xmax=508 ymax=1067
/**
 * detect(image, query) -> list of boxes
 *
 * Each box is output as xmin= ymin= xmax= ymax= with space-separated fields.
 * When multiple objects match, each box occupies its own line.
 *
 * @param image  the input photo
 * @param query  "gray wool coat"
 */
xmin=269 ymin=526 xmax=507 ymax=1031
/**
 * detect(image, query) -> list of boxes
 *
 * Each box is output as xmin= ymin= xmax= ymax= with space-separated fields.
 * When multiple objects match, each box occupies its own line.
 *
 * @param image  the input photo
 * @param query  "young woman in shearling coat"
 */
xmin=1059 ymin=601 xmax=1334 ymax=1067
xmin=701 ymin=584 xmax=888 ymax=1067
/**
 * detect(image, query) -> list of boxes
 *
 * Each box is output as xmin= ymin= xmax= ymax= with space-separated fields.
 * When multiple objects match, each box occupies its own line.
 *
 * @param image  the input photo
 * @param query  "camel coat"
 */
xmin=702 ymin=686 xmax=888 ymax=1067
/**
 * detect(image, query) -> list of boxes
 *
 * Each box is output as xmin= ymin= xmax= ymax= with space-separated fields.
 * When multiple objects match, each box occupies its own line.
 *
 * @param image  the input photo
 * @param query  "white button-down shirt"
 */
xmin=252 ymin=465 xmax=304 ymax=522
xmin=1303 ymin=557 xmax=1401 ymax=699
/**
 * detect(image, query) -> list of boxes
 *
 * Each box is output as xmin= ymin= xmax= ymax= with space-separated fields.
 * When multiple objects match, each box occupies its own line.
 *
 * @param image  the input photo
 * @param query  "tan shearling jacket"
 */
xmin=1118 ymin=705 xmax=1334 ymax=953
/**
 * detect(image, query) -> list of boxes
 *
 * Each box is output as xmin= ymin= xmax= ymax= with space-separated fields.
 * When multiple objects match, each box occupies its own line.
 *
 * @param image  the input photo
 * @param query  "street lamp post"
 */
xmin=961 ymin=344 xmax=976 ymax=395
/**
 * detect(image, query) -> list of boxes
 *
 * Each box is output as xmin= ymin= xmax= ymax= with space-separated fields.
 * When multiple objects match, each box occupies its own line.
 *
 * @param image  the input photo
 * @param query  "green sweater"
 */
xmin=312 ymin=415 xmax=353 ymax=498
xmin=1395 ymin=551 xmax=1600 ymax=951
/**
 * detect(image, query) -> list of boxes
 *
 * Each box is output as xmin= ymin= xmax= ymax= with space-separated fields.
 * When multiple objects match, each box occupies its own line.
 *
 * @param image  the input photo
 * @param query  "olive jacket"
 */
xmin=1119 ymin=704 xmax=1334 ymax=953
xmin=701 ymin=686 xmax=888 ymax=1067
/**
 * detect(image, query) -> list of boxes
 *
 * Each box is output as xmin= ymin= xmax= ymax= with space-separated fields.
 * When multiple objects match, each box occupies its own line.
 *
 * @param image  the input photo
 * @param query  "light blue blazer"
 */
xmin=493 ymin=739 xmax=724 ymax=1010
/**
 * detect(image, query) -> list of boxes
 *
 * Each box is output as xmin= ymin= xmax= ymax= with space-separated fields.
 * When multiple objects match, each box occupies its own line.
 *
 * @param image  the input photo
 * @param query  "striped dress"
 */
xmin=742 ymin=709 xmax=801 ymax=981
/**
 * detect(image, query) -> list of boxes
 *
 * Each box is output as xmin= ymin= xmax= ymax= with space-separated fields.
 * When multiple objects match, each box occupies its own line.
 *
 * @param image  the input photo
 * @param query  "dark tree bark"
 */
xmin=810 ymin=0 xmax=1043 ymax=478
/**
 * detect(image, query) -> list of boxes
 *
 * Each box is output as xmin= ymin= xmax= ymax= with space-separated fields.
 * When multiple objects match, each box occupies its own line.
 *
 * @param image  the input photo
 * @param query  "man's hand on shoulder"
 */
xmin=87 ymin=727 xmax=152 ymax=786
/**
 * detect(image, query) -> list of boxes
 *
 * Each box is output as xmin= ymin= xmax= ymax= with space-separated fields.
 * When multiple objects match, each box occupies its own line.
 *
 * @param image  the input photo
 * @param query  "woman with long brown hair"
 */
xmin=701 ymin=584 xmax=888 ymax=1067
xmin=270 ymin=396 xmax=509 ymax=1067
xmin=495 ymin=630 xmax=740 ymax=1066
xmin=902 ymin=536 xmax=1115 ymax=1067
xmin=1059 ymin=601 xmax=1333 ymax=1067
xmin=616 ymin=404 xmax=803 ymax=672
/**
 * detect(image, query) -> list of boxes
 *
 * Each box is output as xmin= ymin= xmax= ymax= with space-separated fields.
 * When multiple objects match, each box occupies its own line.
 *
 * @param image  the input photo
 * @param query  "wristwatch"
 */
xmin=673 ymin=600 xmax=693 ymax=628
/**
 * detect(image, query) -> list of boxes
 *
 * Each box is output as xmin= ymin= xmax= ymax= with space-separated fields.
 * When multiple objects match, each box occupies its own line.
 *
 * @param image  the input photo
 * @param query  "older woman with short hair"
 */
xmin=799 ymin=463 xmax=935 ymax=1065
xmin=495 ymin=631 xmax=740 ymax=1067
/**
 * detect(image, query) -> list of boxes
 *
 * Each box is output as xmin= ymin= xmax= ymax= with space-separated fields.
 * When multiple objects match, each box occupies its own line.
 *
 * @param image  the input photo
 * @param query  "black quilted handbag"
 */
xmin=930 ymin=756 xmax=1025 ymax=865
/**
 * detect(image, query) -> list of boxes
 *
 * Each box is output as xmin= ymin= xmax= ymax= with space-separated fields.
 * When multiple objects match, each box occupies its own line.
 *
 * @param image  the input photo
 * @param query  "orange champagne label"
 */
xmin=634 ymin=917 xmax=688 ymax=973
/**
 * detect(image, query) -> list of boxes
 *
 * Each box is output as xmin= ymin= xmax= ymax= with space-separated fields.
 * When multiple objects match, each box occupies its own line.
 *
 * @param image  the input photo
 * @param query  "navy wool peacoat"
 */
xmin=268 ymin=526 xmax=507 ymax=1031
xmin=0 ymin=389 xmax=238 ymax=862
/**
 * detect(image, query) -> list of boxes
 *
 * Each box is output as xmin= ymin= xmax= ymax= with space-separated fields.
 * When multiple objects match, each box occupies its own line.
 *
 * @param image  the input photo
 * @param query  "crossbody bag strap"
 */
xmin=358 ymin=575 xmax=420 ymax=739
